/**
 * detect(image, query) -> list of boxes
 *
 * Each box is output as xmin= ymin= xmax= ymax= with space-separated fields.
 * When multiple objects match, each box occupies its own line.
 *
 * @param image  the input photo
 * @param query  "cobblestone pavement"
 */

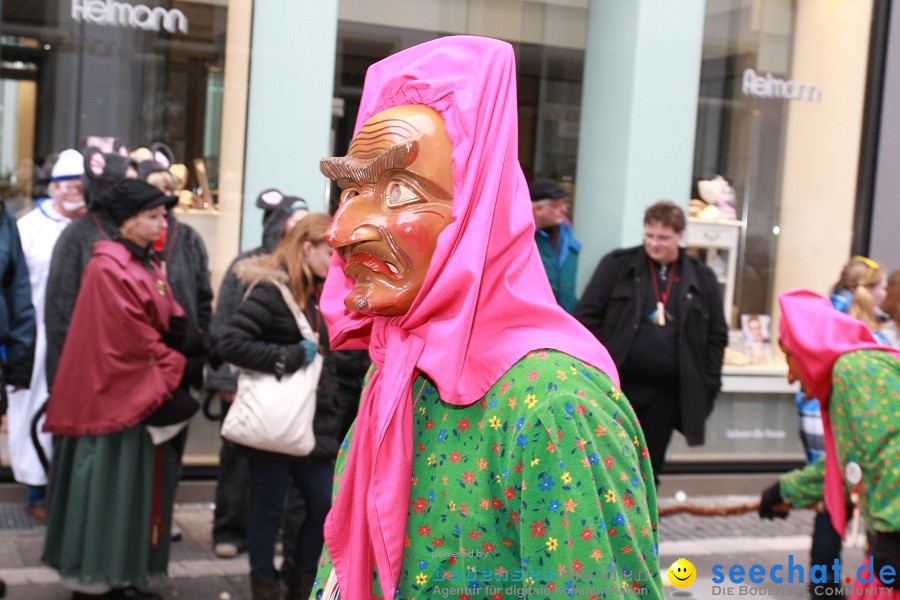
xmin=0 ymin=496 xmax=872 ymax=599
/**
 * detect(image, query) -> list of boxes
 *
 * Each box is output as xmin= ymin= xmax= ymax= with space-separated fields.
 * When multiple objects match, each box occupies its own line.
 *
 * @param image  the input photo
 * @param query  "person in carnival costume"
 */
xmin=760 ymin=290 xmax=900 ymax=597
xmin=312 ymin=36 xmax=662 ymax=600
xmin=42 ymin=180 xmax=191 ymax=600
xmin=9 ymin=149 xmax=86 ymax=523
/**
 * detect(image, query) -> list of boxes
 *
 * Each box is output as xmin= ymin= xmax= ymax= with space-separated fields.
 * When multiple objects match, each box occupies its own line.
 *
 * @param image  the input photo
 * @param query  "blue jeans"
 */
xmin=247 ymin=456 xmax=334 ymax=580
xmin=26 ymin=485 xmax=46 ymax=507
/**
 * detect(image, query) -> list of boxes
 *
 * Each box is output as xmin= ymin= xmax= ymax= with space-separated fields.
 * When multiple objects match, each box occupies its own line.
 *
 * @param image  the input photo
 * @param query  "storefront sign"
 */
xmin=71 ymin=0 xmax=189 ymax=34
xmin=725 ymin=428 xmax=787 ymax=440
xmin=742 ymin=68 xmax=821 ymax=102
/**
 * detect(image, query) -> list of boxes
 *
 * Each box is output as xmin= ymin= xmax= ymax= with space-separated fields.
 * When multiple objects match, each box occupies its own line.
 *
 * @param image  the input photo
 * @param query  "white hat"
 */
xmin=51 ymin=149 xmax=85 ymax=182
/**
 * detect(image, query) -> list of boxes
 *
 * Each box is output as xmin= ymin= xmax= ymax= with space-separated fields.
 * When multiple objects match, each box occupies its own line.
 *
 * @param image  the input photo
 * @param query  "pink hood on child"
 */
xmin=320 ymin=36 xmax=620 ymax=599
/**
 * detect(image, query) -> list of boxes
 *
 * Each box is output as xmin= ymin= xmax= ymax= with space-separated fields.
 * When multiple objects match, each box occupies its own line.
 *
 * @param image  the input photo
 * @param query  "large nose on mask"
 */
xmin=325 ymin=191 xmax=381 ymax=249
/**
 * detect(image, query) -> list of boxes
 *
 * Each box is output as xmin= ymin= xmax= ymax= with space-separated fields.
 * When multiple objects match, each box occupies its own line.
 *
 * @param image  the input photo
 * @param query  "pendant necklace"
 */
xmin=649 ymin=258 xmax=676 ymax=326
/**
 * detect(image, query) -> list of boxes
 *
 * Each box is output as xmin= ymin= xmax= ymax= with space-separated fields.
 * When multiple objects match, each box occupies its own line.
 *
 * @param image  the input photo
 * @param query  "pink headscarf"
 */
xmin=778 ymin=289 xmax=900 ymax=536
xmin=320 ymin=36 xmax=620 ymax=599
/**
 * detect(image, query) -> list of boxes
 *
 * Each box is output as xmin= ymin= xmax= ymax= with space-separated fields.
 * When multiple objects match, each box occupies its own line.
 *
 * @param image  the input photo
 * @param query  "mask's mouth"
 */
xmin=345 ymin=251 xmax=401 ymax=279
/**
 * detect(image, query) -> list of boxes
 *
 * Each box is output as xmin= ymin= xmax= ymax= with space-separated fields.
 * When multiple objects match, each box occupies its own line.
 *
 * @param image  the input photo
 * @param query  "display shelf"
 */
xmin=685 ymin=217 xmax=741 ymax=326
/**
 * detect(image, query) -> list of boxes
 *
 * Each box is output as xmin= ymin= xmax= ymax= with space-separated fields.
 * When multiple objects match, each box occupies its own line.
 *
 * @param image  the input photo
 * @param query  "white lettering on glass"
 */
xmin=742 ymin=68 xmax=821 ymax=102
xmin=72 ymin=0 xmax=189 ymax=34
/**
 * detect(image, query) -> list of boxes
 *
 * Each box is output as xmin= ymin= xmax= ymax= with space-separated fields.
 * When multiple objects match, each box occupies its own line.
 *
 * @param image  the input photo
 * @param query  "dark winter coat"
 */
xmin=575 ymin=244 xmax=728 ymax=445
xmin=0 ymin=206 xmax=35 ymax=399
xmin=217 ymin=256 xmax=356 ymax=460
xmin=206 ymin=196 xmax=287 ymax=393
xmin=45 ymin=211 xmax=116 ymax=387
xmin=205 ymin=247 xmax=263 ymax=393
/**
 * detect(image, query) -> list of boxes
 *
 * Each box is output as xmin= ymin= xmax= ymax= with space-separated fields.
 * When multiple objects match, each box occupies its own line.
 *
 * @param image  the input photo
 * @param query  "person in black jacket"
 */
xmin=575 ymin=200 xmax=727 ymax=485
xmin=206 ymin=189 xmax=309 ymax=560
xmin=218 ymin=213 xmax=355 ymax=600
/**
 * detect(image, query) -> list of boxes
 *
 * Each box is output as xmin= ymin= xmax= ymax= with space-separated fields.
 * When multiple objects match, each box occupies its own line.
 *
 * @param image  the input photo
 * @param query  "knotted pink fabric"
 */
xmin=320 ymin=36 xmax=620 ymax=600
xmin=778 ymin=289 xmax=899 ymax=536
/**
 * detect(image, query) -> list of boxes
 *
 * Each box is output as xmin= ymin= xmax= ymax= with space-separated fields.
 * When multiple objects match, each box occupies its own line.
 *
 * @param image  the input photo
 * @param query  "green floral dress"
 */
xmin=312 ymin=350 xmax=663 ymax=599
xmin=780 ymin=350 xmax=900 ymax=533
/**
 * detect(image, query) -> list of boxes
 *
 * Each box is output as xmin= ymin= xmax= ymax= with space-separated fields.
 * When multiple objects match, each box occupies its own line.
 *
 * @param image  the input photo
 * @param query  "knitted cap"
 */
xmin=104 ymin=179 xmax=176 ymax=226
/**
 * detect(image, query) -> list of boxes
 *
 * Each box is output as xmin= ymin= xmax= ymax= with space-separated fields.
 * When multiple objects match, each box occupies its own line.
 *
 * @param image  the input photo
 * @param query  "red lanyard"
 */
xmin=649 ymin=258 xmax=676 ymax=306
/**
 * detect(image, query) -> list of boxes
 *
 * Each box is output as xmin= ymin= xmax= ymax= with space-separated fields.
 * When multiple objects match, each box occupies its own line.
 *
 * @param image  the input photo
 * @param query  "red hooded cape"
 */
xmin=44 ymin=240 xmax=185 ymax=436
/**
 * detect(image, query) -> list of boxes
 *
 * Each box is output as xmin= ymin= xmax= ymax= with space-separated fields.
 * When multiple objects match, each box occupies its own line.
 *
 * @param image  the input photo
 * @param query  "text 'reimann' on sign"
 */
xmin=72 ymin=0 xmax=189 ymax=34
xmin=742 ymin=68 xmax=822 ymax=102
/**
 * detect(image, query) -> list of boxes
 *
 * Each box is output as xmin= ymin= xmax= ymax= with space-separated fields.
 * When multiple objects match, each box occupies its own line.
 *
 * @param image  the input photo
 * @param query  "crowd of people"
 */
xmin=0 ymin=34 xmax=897 ymax=600
xmin=0 ymin=143 xmax=368 ymax=600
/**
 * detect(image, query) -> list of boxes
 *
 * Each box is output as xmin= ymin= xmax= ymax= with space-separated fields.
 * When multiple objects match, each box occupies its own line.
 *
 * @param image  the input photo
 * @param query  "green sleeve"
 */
xmin=779 ymin=456 xmax=825 ymax=508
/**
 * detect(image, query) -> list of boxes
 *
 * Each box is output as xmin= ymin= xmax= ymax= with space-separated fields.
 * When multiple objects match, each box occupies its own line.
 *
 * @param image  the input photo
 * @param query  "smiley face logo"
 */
xmin=667 ymin=558 xmax=697 ymax=588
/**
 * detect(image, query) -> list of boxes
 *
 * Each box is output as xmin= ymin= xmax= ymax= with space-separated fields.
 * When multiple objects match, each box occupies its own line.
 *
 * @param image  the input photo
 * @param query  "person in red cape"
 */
xmin=311 ymin=36 xmax=662 ymax=600
xmin=760 ymin=289 xmax=900 ymax=598
xmin=42 ymin=179 xmax=192 ymax=600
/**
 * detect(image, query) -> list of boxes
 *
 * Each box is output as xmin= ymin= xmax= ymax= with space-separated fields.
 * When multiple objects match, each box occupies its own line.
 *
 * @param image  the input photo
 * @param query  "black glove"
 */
xmin=179 ymin=324 xmax=206 ymax=358
xmin=162 ymin=315 xmax=188 ymax=349
xmin=181 ymin=357 xmax=204 ymax=390
xmin=869 ymin=530 xmax=900 ymax=589
xmin=759 ymin=481 xmax=789 ymax=519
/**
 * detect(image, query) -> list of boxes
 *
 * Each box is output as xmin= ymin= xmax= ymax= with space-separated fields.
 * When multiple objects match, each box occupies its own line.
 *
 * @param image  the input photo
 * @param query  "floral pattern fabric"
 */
xmin=780 ymin=350 xmax=900 ymax=533
xmin=312 ymin=350 xmax=662 ymax=599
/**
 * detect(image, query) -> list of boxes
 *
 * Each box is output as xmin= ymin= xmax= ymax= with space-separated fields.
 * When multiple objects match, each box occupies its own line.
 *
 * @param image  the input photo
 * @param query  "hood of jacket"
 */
xmin=232 ymin=254 xmax=288 ymax=288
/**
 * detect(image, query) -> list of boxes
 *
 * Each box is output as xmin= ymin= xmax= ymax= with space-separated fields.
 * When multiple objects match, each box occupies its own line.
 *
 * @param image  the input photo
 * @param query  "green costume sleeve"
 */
xmin=779 ymin=456 xmax=825 ymax=508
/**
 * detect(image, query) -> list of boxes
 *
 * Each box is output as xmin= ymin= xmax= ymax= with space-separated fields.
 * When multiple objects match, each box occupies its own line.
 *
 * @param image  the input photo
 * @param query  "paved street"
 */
xmin=0 ymin=491 xmax=870 ymax=599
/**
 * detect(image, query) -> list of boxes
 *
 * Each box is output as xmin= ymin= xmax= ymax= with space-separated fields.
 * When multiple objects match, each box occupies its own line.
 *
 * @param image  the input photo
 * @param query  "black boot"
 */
xmin=283 ymin=564 xmax=316 ymax=600
xmin=251 ymin=573 xmax=283 ymax=600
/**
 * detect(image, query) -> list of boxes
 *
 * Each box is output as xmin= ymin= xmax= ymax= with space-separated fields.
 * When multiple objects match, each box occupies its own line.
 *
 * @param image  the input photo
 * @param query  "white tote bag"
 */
xmin=221 ymin=279 xmax=322 ymax=456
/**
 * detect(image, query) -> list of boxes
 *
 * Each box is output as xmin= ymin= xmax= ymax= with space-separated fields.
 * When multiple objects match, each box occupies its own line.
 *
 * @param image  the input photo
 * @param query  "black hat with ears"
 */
xmin=138 ymin=142 xmax=176 ymax=181
xmin=81 ymin=146 xmax=137 ymax=210
xmin=256 ymin=188 xmax=309 ymax=251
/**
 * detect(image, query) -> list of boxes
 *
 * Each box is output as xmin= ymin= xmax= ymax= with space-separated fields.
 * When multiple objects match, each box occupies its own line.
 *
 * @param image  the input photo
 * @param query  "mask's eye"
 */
xmin=386 ymin=182 xmax=421 ymax=207
xmin=340 ymin=188 xmax=360 ymax=204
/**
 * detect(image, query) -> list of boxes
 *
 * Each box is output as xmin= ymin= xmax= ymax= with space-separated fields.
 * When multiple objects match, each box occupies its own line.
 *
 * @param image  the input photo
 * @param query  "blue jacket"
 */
xmin=535 ymin=221 xmax=580 ymax=314
xmin=0 ymin=206 xmax=35 ymax=407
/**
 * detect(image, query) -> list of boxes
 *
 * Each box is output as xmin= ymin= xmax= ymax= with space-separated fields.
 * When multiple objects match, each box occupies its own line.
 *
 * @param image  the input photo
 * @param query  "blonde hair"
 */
xmin=835 ymin=256 xmax=885 ymax=331
xmin=266 ymin=212 xmax=331 ymax=309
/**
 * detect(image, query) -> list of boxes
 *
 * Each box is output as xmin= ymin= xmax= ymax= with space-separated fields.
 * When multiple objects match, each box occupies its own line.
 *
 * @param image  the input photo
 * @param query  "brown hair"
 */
xmin=266 ymin=212 xmax=332 ymax=309
xmin=881 ymin=269 xmax=900 ymax=326
xmin=644 ymin=200 xmax=686 ymax=233
xmin=834 ymin=255 xmax=885 ymax=331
